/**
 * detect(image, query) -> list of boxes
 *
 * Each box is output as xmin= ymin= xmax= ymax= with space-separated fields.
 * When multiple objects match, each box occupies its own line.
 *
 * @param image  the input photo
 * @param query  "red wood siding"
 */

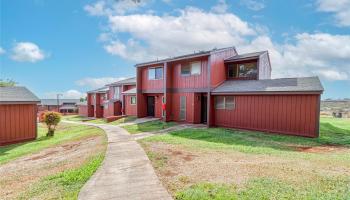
xmin=170 ymin=57 xmax=208 ymax=89
xmin=169 ymin=93 xmax=201 ymax=123
xmin=125 ymin=96 xmax=137 ymax=116
xmin=124 ymin=85 xmax=136 ymax=90
xmin=78 ymin=105 xmax=88 ymax=116
xmin=214 ymin=94 xmax=320 ymax=137
xmin=140 ymin=66 xmax=164 ymax=91
xmin=0 ymin=104 xmax=37 ymax=146
xmin=210 ymin=48 xmax=237 ymax=88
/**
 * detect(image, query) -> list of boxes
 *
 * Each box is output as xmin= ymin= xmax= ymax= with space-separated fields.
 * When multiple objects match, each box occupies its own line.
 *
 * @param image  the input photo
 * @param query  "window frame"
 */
xmin=179 ymin=96 xmax=186 ymax=120
xmin=180 ymin=61 xmax=201 ymax=76
xmin=227 ymin=62 xmax=257 ymax=79
xmin=215 ymin=96 xmax=235 ymax=110
xmin=148 ymin=66 xmax=163 ymax=80
xmin=113 ymin=86 xmax=120 ymax=99
xmin=130 ymin=96 xmax=136 ymax=105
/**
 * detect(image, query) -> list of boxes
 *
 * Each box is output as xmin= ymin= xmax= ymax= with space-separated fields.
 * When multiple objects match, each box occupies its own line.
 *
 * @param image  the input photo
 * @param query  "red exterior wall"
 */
xmin=169 ymin=57 xmax=209 ymax=90
xmin=213 ymin=94 xmax=320 ymax=137
xmin=103 ymin=101 xmax=122 ymax=118
xmin=125 ymin=95 xmax=137 ymax=116
xmin=0 ymin=104 xmax=37 ymax=146
xmin=140 ymin=65 xmax=164 ymax=92
xmin=210 ymin=48 xmax=238 ymax=88
xmin=78 ymin=105 xmax=88 ymax=116
xmin=168 ymin=92 xmax=202 ymax=123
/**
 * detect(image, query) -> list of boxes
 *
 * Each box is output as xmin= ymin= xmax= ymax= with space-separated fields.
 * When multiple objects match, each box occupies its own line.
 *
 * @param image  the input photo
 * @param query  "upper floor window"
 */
xmin=148 ymin=67 xmax=163 ymax=80
xmin=181 ymin=61 xmax=201 ymax=76
xmin=113 ymin=87 xmax=120 ymax=99
xmin=228 ymin=62 xmax=257 ymax=79
xmin=103 ymin=93 xmax=107 ymax=100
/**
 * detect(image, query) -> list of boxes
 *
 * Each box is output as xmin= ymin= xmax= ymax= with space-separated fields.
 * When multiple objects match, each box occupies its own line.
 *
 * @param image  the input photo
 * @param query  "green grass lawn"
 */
xmin=123 ymin=120 xmax=177 ymax=134
xmin=0 ymin=123 xmax=104 ymax=164
xmin=63 ymin=115 xmax=137 ymax=125
xmin=19 ymin=153 xmax=105 ymax=200
xmin=141 ymin=117 xmax=350 ymax=199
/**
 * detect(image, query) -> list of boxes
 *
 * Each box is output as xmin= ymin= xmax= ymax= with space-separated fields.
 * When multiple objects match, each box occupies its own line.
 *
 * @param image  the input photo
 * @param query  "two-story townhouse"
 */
xmin=135 ymin=47 xmax=324 ymax=137
xmin=106 ymin=77 xmax=137 ymax=117
xmin=87 ymin=86 xmax=109 ymax=118
xmin=86 ymin=77 xmax=137 ymax=119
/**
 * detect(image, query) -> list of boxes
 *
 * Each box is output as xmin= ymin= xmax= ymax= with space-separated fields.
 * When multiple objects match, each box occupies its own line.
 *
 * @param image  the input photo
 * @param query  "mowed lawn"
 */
xmin=0 ymin=123 xmax=107 ymax=200
xmin=63 ymin=115 xmax=137 ymax=125
xmin=140 ymin=117 xmax=350 ymax=200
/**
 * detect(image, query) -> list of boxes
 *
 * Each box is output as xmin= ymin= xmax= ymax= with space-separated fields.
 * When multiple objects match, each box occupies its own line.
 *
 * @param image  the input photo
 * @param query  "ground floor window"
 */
xmin=180 ymin=96 xmax=186 ymax=120
xmin=130 ymin=96 xmax=136 ymax=105
xmin=215 ymin=96 xmax=235 ymax=110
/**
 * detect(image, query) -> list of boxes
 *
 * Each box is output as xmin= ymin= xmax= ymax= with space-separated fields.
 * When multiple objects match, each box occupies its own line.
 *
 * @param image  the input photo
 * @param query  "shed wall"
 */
xmin=214 ymin=94 xmax=320 ymax=137
xmin=0 ymin=104 xmax=37 ymax=145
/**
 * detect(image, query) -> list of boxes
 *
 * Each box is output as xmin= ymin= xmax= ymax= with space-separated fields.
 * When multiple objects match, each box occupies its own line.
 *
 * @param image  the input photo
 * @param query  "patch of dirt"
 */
xmin=0 ymin=135 xmax=106 ymax=200
xmin=143 ymin=142 xmax=350 ymax=195
xmin=293 ymin=145 xmax=347 ymax=153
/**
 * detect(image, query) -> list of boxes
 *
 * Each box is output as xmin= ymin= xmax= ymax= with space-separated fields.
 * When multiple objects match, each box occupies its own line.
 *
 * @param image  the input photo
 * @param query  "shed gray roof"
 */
xmin=225 ymin=51 xmax=267 ymax=62
xmin=212 ymin=77 xmax=324 ymax=94
xmin=122 ymin=88 xmax=136 ymax=95
xmin=107 ymin=77 xmax=136 ymax=86
xmin=87 ymin=86 xmax=109 ymax=94
xmin=39 ymin=99 xmax=81 ymax=106
xmin=0 ymin=86 xmax=40 ymax=103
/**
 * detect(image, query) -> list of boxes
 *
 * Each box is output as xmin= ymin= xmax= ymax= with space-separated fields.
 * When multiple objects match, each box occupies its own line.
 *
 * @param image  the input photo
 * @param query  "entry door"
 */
xmin=147 ymin=96 xmax=155 ymax=117
xmin=201 ymin=95 xmax=207 ymax=123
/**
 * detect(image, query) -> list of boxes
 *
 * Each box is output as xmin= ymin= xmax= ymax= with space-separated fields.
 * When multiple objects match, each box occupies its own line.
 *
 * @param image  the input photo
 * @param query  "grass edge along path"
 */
xmin=18 ymin=153 xmax=105 ymax=200
xmin=123 ymin=120 xmax=177 ymax=134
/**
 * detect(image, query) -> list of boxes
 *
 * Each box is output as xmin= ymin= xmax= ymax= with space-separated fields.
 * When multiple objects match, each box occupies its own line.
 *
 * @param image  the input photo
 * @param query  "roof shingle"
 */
xmin=0 ymin=86 xmax=40 ymax=103
xmin=212 ymin=77 xmax=324 ymax=94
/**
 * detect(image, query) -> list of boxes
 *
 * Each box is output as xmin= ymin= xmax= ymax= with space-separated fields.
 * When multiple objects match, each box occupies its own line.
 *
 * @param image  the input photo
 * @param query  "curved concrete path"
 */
xmin=64 ymin=121 xmax=172 ymax=200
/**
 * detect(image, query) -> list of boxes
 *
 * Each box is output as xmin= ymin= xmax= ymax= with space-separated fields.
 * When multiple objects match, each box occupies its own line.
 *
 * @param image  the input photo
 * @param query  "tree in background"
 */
xmin=43 ymin=111 xmax=61 ymax=136
xmin=0 ymin=79 xmax=17 ymax=87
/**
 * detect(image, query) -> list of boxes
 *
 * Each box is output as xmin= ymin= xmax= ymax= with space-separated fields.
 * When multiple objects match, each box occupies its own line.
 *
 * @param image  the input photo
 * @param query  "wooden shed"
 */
xmin=0 ymin=86 xmax=40 ymax=146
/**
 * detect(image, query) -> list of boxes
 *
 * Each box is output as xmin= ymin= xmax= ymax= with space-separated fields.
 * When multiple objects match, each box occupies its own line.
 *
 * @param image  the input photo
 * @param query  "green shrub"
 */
xmin=43 ymin=111 xmax=61 ymax=136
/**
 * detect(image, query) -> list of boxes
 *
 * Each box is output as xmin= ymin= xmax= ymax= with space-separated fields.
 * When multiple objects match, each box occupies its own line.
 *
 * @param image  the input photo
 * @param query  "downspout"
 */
xmin=207 ymin=55 xmax=211 ymax=127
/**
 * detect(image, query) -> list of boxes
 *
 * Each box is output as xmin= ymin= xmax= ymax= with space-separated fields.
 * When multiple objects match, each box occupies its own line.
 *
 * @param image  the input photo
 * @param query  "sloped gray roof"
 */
xmin=122 ymin=88 xmax=136 ymax=94
xmin=40 ymin=99 xmax=81 ymax=106
xmin=225 ymin=51 xmax=267 ymax=62
xmin=0 ymin=86 xmax=40 ymax=103
xmin=212 ymin=77 xmax=324 ymax=94
xmin=76 ymin=101 xmax=87 ymax=106
xmin=135 ymin=46 xmax=237 ymax=67
xmin=107 ymin=77 xmax=136 ymax=86
xmin=87 ymin=86 xmax=109 ymax=94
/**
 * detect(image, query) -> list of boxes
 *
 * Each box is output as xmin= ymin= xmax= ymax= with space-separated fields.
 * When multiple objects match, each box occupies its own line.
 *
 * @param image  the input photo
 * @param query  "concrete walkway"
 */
xmin=64 ymin=121 xmax=172 ymax=200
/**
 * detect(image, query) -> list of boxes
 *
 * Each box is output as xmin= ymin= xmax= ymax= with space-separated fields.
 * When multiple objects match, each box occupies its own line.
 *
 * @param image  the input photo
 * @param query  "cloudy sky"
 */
xmin=1 ymin=0 xmax=350 ymax=99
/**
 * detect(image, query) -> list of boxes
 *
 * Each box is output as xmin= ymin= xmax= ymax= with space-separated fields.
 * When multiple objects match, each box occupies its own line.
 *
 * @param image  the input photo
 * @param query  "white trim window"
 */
xmin=181 ymin=61 xmax=201 ymax=76
xmin=180 ymin=96 xmax=186 ymax=120
xmin=215 ymin=96 xmax=235 ymax=110
xmin=130 ymin=96 xmax=136 ymax=105
xmin=148 ymin=67 xmax=163 ymax=80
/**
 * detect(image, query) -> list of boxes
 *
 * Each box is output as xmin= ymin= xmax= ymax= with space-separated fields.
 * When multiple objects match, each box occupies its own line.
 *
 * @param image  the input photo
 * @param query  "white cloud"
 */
xmin=11 ymin=42 xmax=46 ymax=62
xmin=75 ymin=77 xmax=126 ymax=88
xmin=239 ymin=33 xmax=350 ymax=80
xmin=317 ymin=0 xmax=350 ymax=27
xmin=240 ymin=0 xmax=265 ymax=11
xmin=105 ymin=6 xmax=255 ymax=61
xmin=44 ymin=90 xmax=85 ymax=99
xmin=84 ymin=0 xmax=148 ymax=16
xmin=0 ymin=47 xmax=5 ymax=55
xmin=86 ymin=1 xmax=350 ymax=81
xmin=211 ymin=0 xmax=229 ymax=14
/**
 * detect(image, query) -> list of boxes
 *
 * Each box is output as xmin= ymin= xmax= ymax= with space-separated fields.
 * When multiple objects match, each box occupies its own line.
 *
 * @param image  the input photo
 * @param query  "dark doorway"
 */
xmin=147 ymin=96 xmax=155 ymax=117
xmin=201 ymin=95 xmax=207 ymax=123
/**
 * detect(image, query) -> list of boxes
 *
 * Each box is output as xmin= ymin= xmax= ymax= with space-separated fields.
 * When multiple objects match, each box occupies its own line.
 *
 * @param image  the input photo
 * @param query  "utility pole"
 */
xmin=57 ymin=94 xmax=62 ymax=113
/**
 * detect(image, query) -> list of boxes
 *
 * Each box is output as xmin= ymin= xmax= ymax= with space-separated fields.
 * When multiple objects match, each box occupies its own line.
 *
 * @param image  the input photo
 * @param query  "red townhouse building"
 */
xmin=135 ymin=47 xmax=324 ymax=137
xmin=87 ymin=77 xmax=136 ymax=118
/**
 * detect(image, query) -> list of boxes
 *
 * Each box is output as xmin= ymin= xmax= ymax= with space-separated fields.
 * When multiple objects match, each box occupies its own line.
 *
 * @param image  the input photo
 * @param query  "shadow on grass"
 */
xmin=168 ymin=122 xmax=350 ymax=152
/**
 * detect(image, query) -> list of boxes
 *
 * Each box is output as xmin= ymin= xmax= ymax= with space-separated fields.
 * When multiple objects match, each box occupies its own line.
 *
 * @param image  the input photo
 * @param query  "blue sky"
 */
xmin=1 ymin=0 xmax=349 ymax=99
